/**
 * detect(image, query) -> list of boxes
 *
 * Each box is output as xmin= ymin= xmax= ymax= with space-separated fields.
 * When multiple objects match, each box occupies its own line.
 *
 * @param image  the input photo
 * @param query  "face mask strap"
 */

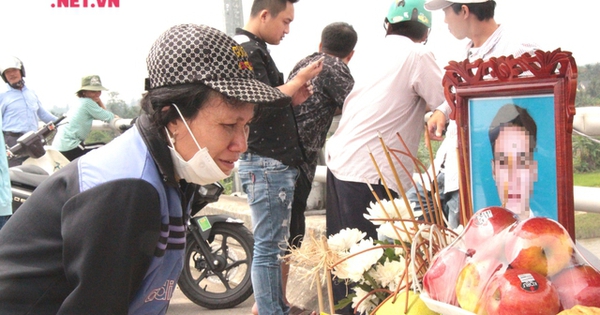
xmin=171 ymin=103 xmax=202 ymax=150
xmin=164 ymin=127 xmax=176 ymax=146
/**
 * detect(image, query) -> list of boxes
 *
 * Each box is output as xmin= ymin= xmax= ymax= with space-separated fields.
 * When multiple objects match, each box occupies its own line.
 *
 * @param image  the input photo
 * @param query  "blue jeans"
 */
xmin=238 ymin=153 xmax=298 ymax=315
xmin=406 ymin=172 xmax=460 ymax=228
xmin=0 ymin=215 xmax=10 ymax=230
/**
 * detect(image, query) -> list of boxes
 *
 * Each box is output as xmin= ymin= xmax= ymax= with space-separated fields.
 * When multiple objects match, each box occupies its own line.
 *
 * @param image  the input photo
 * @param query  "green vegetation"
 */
xmin=574 ymin=172 xmax=600 ymax=239
xmin=105 ymin=91 xmax=142 ymax=118
xmin=417 ymin=137 xmax=441 ymax=172
xmin=85 ymin=130 xmax=118 ymax=144
xmin=220 ymin=176 xmax=235 ymax=195
xmin=576 ymin=63 xmax=600 ymax=107
xmin=575 ymin=213 xmax=600 ymax=239
xmin=573 ymin=172 xmax=600 ymax=187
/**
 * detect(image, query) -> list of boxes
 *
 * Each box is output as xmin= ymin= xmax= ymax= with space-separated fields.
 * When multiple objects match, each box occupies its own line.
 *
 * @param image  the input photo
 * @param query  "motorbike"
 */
xmin=7 ymin=116 xmax=255 ymax=310
xmin=8 ymin=115 xmax=132 ymax=210
xmin=8 ymin=115 xmax=68 ymax=211
xmin=180 ymin=182 xmax=254 ymax=309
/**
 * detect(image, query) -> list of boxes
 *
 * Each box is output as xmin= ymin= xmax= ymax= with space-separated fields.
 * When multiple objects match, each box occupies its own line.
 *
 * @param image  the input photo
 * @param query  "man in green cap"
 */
xmin=325 ymin=0 xmax=450 ymax=313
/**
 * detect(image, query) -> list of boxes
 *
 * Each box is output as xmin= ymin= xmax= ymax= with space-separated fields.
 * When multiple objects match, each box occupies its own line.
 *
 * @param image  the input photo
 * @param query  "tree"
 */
xmin=106 ymin=91 xmax=141 ymax=118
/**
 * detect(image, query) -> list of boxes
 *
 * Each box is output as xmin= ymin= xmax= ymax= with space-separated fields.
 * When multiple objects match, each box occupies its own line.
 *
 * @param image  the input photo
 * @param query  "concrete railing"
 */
xmin=310 ymin=107 xmax=600 ymax=214
xmin=572 ymin=107 xmax=600 ymax=214
xmin=574 ymin=106 xmax=600 ymax=136
xmin=102 ymin=106 xmax=600 ymax=214
xmin=91 ymin=118 xmax=133 ymax=133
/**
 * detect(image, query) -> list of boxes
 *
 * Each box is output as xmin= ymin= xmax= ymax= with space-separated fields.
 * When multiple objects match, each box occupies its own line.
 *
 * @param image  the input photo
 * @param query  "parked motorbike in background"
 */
xmin=8 ymin=115 xmax=68 ymax=211
xmin=7 ymin=115 xmax=132 ymax=211
xmin=179 ymin=183 xmax=254 ymax=309
xmin=7 ymin=116 xmax=255 ymax=309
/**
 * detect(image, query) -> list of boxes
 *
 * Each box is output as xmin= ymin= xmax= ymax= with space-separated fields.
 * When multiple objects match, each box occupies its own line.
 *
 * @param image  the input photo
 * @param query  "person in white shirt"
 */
xmin=406 ymin=0 xmax=539 ymax=228
xmin=325 ymin=0 xmax=450 ymax=312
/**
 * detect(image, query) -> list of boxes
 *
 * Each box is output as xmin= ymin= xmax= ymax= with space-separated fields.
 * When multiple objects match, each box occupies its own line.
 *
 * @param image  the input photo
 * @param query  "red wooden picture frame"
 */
xmin=442 ymin=49 xmax=578 ymax=238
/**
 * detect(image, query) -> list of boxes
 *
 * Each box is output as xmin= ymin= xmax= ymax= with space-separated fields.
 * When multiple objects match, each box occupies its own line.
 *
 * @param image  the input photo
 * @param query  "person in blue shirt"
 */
xmin=52 ymin=74 xmax=117 ymax=161
xmin=0 ymin=56 xmax=57 ymax=166
xmin=0 ymin=115 xmax=12 ymax=230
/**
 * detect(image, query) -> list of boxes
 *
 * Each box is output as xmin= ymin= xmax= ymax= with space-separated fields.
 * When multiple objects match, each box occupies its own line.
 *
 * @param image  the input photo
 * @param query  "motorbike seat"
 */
xmin=9 ymin=165 xmax=49 ymax=188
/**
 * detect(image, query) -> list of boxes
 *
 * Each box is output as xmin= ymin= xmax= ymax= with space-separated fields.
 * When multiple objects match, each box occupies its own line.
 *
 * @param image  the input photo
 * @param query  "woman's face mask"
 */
xmin=166 ymin=104 xmax=228 ymax=185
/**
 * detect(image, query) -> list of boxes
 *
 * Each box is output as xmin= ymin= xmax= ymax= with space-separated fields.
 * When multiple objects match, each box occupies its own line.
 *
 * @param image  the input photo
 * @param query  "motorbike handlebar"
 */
xmin=190 ymin=182 xmax=224 ymax=217
xmin=7 ymin=115 xmax=67 ymax=159
xmin=52 ymin=115 xmax=67 ymax=127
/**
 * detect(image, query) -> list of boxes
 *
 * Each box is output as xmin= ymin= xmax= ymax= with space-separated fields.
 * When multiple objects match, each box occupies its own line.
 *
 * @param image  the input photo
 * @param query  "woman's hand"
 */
xmin=93 ymin=97 xmax=107 ymax=109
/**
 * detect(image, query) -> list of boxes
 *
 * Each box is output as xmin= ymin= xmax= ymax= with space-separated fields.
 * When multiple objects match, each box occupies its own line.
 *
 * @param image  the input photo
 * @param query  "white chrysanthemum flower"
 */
xmin=372 ymin=259 xmax=406 ymax=291
xmin=332 ymin=238 xmax=383 ymax=282
xmin=327 ymin=228 xmax=366 ymax=252
xmin=394 ymin=246 xmax=405 ymax=257
xmin=376 ymin=222 xmax=416 ymax=242
xmin=364 ymin=198 xmax=423 ymax=225
xmin=351 ymin=286 xmax=378 ymax=315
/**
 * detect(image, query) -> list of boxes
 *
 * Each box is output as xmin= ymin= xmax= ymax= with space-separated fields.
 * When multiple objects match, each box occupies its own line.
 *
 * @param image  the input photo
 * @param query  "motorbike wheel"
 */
xmin=178 ymin=223 xmax=254 ymax=309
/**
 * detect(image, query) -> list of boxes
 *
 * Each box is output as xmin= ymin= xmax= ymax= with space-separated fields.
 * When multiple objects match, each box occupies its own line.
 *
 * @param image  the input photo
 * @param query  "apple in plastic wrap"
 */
xmin=455 ymin=255 xmax=505 ymax=313
xmin=505 ymin=217 xmax=574 ymax=277
xmin=481 ymin=268 xmax=560 ymax=315
xmin=422 ymin=246 xmax=470 ymax=306
xmin=462 ymin=206 xmax=518 ymax=251
xmin=551 ymin=264 xmax=600 ymax=310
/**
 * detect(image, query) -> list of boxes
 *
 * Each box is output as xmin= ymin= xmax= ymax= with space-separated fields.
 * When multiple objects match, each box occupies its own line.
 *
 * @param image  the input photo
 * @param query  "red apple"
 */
xmin=551 ymin=264 xmax=600 ymax=310
xmin=423 ymin=246 xmax=469 ymax=305
xmin=505 ymin=217 xmax=574 ymax=277
xmin=455 ymin=256 xmax=504 ymax=313
xmin=462 ymin=206 xmax=518 ymax=250
xmin=482 ymin=268 xmax=560 ymax=315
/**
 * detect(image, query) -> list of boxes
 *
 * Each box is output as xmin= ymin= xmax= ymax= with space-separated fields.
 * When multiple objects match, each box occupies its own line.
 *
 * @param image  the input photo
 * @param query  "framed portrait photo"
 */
xmin=443 ymin=49 xmax=578 ymax=238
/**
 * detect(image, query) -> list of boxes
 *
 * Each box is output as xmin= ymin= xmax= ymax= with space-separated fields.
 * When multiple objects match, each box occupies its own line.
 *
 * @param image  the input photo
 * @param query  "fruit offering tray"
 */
xmin=421 ymin=206 xmax=600 ymax=315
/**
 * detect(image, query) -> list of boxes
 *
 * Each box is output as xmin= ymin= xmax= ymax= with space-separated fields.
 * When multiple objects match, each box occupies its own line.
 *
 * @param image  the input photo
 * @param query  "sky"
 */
xmin=1 ymin=0 xmax=598 ymax=111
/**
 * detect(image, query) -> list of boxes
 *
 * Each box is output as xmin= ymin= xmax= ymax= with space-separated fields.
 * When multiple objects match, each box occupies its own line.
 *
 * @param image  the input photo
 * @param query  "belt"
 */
xmin=3 ymin=131 xmax=24 ymax=137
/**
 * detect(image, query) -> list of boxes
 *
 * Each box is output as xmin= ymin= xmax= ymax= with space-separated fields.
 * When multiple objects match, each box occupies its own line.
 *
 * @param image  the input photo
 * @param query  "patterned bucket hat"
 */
xmin=146 ymin=24 xmax=290 ymax=107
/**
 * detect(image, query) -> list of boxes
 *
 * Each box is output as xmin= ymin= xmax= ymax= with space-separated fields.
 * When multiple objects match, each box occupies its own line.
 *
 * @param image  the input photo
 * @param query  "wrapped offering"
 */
xmin=422 ymin=206 xmax=600 ymax=315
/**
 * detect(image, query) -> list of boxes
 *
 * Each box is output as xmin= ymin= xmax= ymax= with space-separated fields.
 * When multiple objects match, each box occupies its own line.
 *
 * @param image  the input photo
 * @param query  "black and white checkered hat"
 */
xmin=146 ymin=24 xmax=290 ymax=107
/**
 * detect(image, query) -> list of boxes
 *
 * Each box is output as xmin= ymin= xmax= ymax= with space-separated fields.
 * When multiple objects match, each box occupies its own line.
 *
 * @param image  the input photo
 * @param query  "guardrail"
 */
xmin=97 ymin=106 xmax=600 ymax=214
xmin=572 ymin=107 xmax=600 ymax=214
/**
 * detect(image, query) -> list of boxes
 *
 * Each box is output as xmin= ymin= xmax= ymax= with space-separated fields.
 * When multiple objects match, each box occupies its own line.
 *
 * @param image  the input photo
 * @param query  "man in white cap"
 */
xmin=0 ymin=56 xmax=58 ymax=166
xmin=406 ymin=0 xmax=539 ymax=228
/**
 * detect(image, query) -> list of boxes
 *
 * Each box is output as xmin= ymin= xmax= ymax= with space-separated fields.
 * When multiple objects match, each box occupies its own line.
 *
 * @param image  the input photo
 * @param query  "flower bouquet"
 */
xmin=286 ymin=131 xmax=464 ymax=314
